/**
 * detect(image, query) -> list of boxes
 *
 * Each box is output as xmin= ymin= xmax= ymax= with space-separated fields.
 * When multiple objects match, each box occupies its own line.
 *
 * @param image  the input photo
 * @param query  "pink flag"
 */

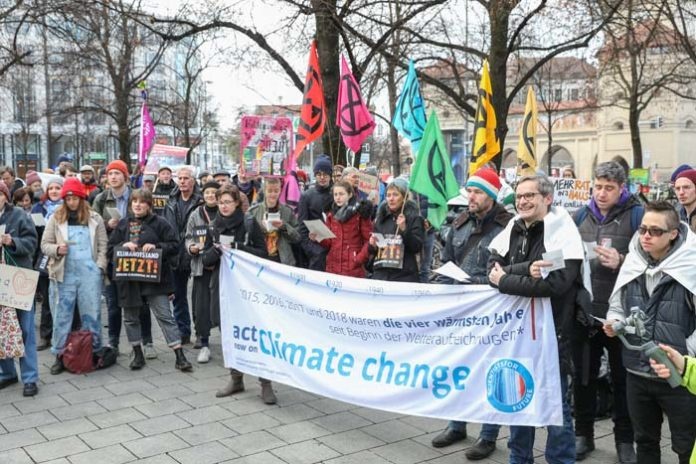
xmin=139 ymin=101 xmax=155 ymax=166
xmin=337 ymin=55 xmax=375 ymax=153
xmin=279 ymin=172 xmax=302 ymax=212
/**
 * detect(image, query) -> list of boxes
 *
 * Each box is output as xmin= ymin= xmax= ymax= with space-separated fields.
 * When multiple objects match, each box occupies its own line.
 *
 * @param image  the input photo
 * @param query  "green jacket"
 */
xmin=682 ymin=357 xmax=696 ymax=464
xmin=248 ymin=202 xmax=300 ymax=266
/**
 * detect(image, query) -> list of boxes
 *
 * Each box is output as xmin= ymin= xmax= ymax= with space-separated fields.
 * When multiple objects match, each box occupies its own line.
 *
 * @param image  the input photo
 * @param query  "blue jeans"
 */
xmin=447 ymin=421 xmax=501 ymax=441
xmin=0 ymin=305 xmax=38 ymax=384
xmin=508 ymin=375 xmax=575 ymax=464
xmin=419 ymin=229 xmax=436 ymax=283
xmin=172 ymin=269 xmax=191 ymax=338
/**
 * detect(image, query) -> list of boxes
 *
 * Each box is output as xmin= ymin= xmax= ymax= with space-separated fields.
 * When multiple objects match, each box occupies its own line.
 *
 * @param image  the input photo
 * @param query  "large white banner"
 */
xmin=220 ymin=250 xmax=563 ymax=426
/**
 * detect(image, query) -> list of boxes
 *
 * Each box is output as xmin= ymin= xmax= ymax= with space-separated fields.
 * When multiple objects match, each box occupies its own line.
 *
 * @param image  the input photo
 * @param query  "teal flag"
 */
xmin=392 ymin=60 xmax=427 ymax=153
xmin=409 ymin=111 xmax=460 ymax=229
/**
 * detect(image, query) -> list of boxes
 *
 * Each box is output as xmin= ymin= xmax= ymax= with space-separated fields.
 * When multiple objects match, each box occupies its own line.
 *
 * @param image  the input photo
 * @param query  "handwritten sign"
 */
xmin=358 ymin=172 xmax=380 ymax=204
xmin=0 ymin=263 xmax=39 ymax=311
xmin=551 ymin=177 xmax=591 ymax=213
xmin=112 ymin=248 xmax=162 ymax=283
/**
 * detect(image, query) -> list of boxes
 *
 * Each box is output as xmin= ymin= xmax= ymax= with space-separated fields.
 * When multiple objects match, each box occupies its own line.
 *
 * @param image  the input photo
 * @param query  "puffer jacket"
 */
xmin=370 ymin=199 xmax=425 ymax=283
xmin=321 ymin=201 xmax=372 ymax=278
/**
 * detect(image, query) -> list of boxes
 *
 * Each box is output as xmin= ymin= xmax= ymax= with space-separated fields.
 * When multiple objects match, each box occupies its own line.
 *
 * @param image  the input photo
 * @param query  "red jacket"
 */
xmin=321 ymin=210 xmax=372 ymax=278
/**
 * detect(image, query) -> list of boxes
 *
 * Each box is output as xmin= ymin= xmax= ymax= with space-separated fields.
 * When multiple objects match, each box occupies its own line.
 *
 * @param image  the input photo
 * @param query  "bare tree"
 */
xmin=598 ymin=0 xmax=690 ymax=168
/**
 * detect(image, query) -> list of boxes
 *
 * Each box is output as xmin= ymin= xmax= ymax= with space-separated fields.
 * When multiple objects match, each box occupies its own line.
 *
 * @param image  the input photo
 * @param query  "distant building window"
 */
xmin=570 ymin=89 xmax=579 ymax=101
xmin=613 ymin=121 xmax=624 ymax=130
xmin=554 ymin=89 xmax=562 ymax=102
xmin=686 ymin=120 xmax=694 ymax=129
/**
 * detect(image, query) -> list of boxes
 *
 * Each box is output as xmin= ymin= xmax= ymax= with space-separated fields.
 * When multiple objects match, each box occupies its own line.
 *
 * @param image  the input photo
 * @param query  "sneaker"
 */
xmin=144 ymin=344 xmax=157 ymax=359
xmin=197 ymin=346 xmax=211 ymax=363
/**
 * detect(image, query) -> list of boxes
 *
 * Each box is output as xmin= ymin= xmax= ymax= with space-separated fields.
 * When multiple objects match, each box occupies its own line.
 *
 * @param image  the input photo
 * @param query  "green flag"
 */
xmin=409 ymin=110 xmax=460 ymax=229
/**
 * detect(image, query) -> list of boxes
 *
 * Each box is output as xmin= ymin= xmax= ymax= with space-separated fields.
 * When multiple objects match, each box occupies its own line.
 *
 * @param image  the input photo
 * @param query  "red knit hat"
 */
xmin=25 ymin=170 xmax=41 ymax=186
xmin=106 ymin=159 xmax=129 ymax=179
xmin=675 ymin=169 xmax=696 ymax=187
xmin=61 ymin=177 xmax=86 ymax=199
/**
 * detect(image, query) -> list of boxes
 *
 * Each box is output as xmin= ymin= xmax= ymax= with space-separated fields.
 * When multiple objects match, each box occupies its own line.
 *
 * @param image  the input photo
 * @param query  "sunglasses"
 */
xmin=638 ymin=226 xmax=672 ymax=237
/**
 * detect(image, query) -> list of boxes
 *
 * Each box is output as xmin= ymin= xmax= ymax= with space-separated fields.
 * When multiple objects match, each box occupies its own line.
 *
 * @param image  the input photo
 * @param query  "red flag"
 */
xmin=294 ymin=40 xmax=326 ymax=158
xmin=337 ymin=55 xmax=375 ymax=153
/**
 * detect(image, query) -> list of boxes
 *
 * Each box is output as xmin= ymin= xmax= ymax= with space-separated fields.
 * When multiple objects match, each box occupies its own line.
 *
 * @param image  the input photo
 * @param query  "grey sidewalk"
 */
xmin=0 ymin=313 xmax=679 ymax=463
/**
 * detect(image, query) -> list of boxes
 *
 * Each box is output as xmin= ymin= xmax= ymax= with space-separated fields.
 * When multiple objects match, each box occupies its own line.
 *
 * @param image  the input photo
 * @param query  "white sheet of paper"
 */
xmin=106 ymin=207 xmax=121 ymax=220
xmin=433 ymin=261 xmax=471 ymax=283
xmin=591 ymin=315 xmax=608 ymax=325
xmin=371 ymin=233 xmax=388 ymax=247
xmin=540 ymin=249 xmax=565 ymax=279
xmin=583 ymin=241 xmax=598 ymax=260
xmin=0 ymin=224 xmax=6 ymax=236
xmin=219 ymin=235 xmax=235 ymax=246
xmin=266 ymin=212 xmax=280 ymax=232
xmin=304 ymin=219 xmax=336 ymax=241
xmin=31 ymin=213 xmax=46 ymax=227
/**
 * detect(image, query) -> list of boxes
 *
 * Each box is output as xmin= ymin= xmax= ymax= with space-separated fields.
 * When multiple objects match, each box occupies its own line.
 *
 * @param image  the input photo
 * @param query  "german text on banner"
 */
xmin=219 ymin=250 xmax=563 ymax=426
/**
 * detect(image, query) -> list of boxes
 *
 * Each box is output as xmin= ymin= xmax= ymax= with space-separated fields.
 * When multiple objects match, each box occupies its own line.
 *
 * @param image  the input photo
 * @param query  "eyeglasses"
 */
xmin=638 ymin=226 xmax=671 ymax=237
xmin=315 ymin=172 xmax=330 ymax=178
xmin=515 ymin=192 xmax=541 ymax=202
xmin=218 ymin=200 xmax=236 ymax=206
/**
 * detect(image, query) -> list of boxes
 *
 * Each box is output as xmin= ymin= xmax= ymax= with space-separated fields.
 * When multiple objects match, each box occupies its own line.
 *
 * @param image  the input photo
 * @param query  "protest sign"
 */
xmin=0 ymin=263 xmax=39 ymax=311
xmin=152 ymin=194 xmax=168 ymax=213
xmin=240 ymin=115 xmax=293 ymax=176
xmin=358 ymin=172 xmax=380 ymax=204
xmin=143 ymin=144 xmax=189 ymax=175
xmin=550 ymin=177 xmax=591 ymax=213
xmin=112 ymin=248 xmax=162 ymax=283
xmin=219 ymin=250 xmax=563 ymax=426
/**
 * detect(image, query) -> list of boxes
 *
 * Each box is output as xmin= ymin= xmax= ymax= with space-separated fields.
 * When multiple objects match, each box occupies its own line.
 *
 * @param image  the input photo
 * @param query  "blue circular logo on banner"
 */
xmin=486 ymin=359 xmax=535 ymax=413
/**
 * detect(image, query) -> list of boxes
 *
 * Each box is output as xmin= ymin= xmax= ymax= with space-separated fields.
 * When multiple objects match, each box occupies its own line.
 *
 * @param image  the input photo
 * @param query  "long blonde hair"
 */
xmin=53 ymin=198 xmax=91 ymax=225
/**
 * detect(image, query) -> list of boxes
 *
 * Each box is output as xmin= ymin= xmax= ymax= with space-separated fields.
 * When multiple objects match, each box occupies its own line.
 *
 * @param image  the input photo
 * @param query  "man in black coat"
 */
xmin=487 ymin=174 xmax=584 ymax=464
xmin=163 ymin=167 xmax=202 ymax=345
xmin=297 ymin=155 xmax=333 ymax=271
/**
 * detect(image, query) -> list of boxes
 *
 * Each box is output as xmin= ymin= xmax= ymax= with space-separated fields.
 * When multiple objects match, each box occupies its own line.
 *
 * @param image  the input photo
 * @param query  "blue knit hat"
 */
xmin=313 ymin=155 xmax=333 ymax=175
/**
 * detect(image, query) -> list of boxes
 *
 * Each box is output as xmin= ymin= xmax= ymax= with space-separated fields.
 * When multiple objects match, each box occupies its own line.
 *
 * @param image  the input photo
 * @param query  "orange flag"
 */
xmin=294 ymin=40 xmax=326 ymax=158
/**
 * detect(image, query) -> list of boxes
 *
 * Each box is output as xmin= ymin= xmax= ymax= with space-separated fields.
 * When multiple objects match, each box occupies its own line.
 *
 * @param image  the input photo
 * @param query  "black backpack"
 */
xmin=93 ymin=346 xmax=118 ymax=369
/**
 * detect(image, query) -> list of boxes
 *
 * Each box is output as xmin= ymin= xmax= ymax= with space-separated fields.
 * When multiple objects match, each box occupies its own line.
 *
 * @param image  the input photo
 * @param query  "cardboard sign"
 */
xmin=240 ymin=115 xmax=293 ymax=176
xmin=112 ymin=247 xmax=162 ymax=283
xmin=373 ymin=234 xmax=404 ymax=270
xmin=550 ymin=177 xmax=591 ymax=213
xmin=358 ymin=172 xmax=380 ymax=205
xmin=0 ymin=263 xmax=39 ymax=311
xmin=152 ymin=194 xmax=168 ymax=213
xmin=143 ymin=144 xmax=189 ymax=175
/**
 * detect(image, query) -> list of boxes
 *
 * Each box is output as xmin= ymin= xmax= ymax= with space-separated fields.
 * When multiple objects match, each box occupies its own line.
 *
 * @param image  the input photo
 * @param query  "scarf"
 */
xmin=44 ymin=199 xmax=63 ymax=219
xmin=213 ymin=207 xmax=244 ymax=238
xmin=588 ymin=188 xmax=631 ymax=223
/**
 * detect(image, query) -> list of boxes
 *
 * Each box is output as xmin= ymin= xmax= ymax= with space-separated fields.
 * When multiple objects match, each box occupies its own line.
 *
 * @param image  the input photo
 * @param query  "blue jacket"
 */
xmin=0 ymin=204 xmax=38 ymax=269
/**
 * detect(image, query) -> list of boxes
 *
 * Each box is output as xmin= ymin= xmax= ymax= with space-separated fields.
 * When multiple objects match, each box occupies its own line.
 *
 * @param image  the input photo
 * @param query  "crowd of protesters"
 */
xmin=0 ymin=156 xmax=695 ymax=464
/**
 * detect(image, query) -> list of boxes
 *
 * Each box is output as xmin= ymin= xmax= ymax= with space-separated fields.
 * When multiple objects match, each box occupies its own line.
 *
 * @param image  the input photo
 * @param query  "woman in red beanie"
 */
xmin=41 ymin=178 xmax=108 ymax=374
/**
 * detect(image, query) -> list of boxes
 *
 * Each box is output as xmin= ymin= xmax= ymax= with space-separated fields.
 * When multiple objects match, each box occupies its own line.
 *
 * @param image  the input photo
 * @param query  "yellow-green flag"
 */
xmin=517 ymin=86 xmax=538 ymax=176
xmin=410 ymin=110 xmax=460 ymax=229
xmin=469 ymin=60 xmax=501 ymax=174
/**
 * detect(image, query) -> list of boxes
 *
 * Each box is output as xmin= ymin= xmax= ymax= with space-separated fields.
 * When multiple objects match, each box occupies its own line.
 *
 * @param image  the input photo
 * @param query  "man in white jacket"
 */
xmin=604 ymin=201 xmax=696 ymax=464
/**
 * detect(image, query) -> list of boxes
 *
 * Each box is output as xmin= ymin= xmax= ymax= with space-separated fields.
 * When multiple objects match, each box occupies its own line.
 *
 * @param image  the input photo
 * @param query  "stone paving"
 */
xmin=0 ymin=311 xmax=680 ymax=464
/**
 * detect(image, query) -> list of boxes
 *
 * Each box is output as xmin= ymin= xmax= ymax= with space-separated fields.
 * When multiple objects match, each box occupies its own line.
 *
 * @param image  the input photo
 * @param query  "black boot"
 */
xmin=129 ymin=345 xmax=146 ymax=370
xmin=174 ymin=348 xmax=192 ymax=372
xmin=50 ymin=356 xmax=64 ymax=375
xmin=576 ymin=436 xmax=595 ymax=461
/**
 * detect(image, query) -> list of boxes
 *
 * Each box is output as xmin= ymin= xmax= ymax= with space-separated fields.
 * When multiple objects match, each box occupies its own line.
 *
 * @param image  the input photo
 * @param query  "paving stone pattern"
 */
xmin=0 ymin=307 xmax=679 ymax=463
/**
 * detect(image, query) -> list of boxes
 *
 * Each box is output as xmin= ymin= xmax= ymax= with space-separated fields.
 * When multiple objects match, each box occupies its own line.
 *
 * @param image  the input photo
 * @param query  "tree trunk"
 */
xmin=487 ymin=0 xmax=513 ymax=170
xmin=312 ymin=0 xmax=344 ymax=167
xmin=115 ymin=92 xmax=131 ymax=167
xmin=628 ymin=105 xmax=643 ymax=168
xmin=387 ymin=57 xmax=401 ymax=176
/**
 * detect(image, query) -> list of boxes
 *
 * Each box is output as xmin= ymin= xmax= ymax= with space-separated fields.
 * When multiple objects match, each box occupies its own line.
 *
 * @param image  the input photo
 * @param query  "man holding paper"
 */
xmin=488 ymin=174 xmax=584 ymax=464
xmin=430 ymin=167 xmax=512 ymax=460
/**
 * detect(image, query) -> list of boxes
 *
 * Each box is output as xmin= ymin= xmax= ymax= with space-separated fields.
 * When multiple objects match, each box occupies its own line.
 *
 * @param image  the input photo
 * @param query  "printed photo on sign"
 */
xmin=152 ymin=194 xmax=168 ymax=213
xmin=192 ymin=225 xmax=208 ymax=246
xmin=112 ymin=247 xmax=162 ymax=283
xmin=240 ymin=115 xmax=293 ymax=176
xmin=374 ymin=234 xmax=404 ymax=270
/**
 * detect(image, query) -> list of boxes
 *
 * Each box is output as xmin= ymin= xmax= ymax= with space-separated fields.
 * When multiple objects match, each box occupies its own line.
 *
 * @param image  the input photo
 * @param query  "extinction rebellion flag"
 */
xmin=392 ymin=60 xmax=427 ymax=153
xmin=517 ymin=86 xmax=538 ymax=176
xmin=337 ymin=55 xmax=375 ymax=153
xmin=410 ymin=111 xmax=460 ymax=230
xmin=294 ymin=40 xmax=326 ymax=158
xmin=469 ymin=60 xmax=500 ymax=174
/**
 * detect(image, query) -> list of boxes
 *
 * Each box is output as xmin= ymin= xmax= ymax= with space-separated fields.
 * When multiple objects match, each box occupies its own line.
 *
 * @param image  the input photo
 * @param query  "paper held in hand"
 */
xmin=304 ymin=219 xmax=336 ymax=241
xmin=31 ymin=214 xmax=46 ymax=227
xmin=266 ymin=212 xmax=281 ymax=232
xmin=540 ymin=249 xmax=565 ymax=279
xmin=106 ymin=207 xmax=121 ymax=220
xmin=433 ymin=261 xmax=471 ymax=282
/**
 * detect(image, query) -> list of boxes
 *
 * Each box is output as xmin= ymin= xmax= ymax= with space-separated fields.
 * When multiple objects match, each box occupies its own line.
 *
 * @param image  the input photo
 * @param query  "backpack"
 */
xmin=61 ymin=330 xmax=94 ymax=374
xmin=93 ymin=346 xmax=118 ymax=370
xmin=573 ymin=204 xmax=643 ymax=233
